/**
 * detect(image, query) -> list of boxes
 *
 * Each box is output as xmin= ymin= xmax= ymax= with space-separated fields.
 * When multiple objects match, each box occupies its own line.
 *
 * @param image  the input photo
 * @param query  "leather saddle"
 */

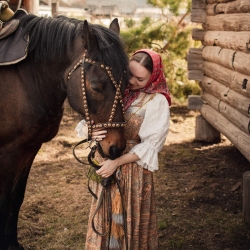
xmin=0 ymin=8 xmax=29 ymax=65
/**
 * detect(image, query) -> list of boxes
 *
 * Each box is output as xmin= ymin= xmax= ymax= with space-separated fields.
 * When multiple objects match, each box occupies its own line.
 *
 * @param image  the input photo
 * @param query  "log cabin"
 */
xmin=188 ymin=0 xmax=250 ymax=163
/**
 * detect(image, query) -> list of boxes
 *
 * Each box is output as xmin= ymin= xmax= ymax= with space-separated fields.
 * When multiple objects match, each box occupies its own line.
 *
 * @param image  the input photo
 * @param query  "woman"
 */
xmin=76 ymin=49 xmax=171 ymax=249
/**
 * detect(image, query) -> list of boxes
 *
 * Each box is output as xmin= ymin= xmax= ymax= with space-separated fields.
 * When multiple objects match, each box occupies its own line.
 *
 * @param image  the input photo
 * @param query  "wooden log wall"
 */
xmin=188 ymin=0 xmax=250 ymax=161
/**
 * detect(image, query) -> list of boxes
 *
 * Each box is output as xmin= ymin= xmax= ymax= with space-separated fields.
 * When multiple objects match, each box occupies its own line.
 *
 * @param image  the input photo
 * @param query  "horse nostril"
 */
xmin=109 ymin=145 xmax=123 ymax=160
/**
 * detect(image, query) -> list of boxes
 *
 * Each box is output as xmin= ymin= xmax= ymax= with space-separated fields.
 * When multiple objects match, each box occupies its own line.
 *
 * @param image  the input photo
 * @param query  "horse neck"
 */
xmin=35 ymin=38 xmax=83 ymax=89
xmin=27 ymin=34 xmax=86 ymax=112
xmin=22 ymin=56 xmax=69 ymax=111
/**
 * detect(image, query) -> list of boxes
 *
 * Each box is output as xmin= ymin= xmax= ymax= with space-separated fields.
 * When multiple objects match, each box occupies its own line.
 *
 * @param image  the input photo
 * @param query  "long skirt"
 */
xmin=85 ymin=161 xmax=159 ymax=250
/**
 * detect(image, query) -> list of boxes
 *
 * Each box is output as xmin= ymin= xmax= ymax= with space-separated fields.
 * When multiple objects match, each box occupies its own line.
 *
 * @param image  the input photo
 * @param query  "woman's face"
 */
xmin=128 ymin=60 xmax=151 ymax=90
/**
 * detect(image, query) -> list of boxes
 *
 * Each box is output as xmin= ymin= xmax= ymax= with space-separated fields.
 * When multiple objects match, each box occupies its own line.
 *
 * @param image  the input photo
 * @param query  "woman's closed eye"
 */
xmin=137 ymin=78 xmax=144 ymax=82
xmin=129 ymin=73 xmax=144 ymax=82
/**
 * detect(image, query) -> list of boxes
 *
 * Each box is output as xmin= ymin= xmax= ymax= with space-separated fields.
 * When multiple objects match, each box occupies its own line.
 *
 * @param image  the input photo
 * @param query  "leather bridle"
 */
xmin=67 ymin=49 xmax=126 ymax=140
xmin=70 ymin=50 xmax=128 ymax=249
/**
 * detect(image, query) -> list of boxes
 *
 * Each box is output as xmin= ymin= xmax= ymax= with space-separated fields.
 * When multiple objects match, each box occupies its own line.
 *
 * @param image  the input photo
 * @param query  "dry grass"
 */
xmin=18 ymin=105 xmax=250 ymax=249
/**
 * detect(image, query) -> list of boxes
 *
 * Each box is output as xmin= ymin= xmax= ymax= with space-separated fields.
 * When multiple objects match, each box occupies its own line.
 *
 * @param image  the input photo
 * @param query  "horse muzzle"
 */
xmin=98 ymin=139 xmax=126 ymax=160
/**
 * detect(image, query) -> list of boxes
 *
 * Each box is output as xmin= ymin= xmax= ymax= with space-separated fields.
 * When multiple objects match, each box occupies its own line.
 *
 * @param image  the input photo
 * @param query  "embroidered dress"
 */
xmin=85 ymin=93 xmax=170 ymax=250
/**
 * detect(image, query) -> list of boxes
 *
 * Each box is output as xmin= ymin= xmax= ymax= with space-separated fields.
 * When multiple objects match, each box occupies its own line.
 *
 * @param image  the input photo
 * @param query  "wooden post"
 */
xmin=8 ymin=0 xmax=39 ymax=13
xmin=195 ymin=115 xmax=221 ymax=142
xmin=188 ymin=96 xmax=221 ymax=143
xmin=21 ymin=0 xmax=39 ymax=14
xmin=243 ymin=171 xmax=250 ymax=227
xmin=188 ymin=95 xmax=204 ymax=110
xmin=51 ymin=0 xmax=59 ymax=17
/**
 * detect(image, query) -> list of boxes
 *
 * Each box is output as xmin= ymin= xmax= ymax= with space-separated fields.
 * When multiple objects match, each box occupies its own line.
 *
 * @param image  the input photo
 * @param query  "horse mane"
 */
xmin=20 ymin=15 xmax=129 ymax=84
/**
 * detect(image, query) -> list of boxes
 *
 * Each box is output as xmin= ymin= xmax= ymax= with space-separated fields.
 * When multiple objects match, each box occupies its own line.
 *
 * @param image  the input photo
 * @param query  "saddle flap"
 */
xmin=0 ymin=19 xmax=19 ymax=39
xmin=0 ymin=8 xmax=29 ymax=65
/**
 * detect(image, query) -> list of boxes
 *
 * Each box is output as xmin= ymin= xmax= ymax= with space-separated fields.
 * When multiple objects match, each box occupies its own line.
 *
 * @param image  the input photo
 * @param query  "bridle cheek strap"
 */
xmin=67 ymin=50 xmax=126 ymax=139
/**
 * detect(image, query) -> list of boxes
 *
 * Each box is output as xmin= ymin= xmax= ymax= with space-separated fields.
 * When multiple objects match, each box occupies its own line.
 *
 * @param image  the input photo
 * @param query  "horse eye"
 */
xmin=91 ymin=85 xmax=102 ymax=93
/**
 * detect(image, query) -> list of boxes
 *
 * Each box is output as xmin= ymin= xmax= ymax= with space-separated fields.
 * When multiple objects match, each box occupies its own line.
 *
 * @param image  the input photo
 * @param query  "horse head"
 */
xmin=65 ymin=19 xmax=129 ymax=159
xmin=19 ymin=15 xmax=129 ymax=158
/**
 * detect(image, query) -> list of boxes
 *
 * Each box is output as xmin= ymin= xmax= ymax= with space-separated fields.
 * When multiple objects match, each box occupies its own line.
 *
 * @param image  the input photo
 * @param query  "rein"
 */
xmin=73 ymin=139 xmax=128 ymax=250
xmin=72 ymin=138 xmax=113 ymax=187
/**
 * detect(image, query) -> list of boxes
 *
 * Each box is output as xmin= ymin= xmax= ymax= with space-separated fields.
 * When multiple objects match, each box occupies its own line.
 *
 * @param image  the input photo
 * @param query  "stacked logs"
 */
xmin=188 ymin=0 xmax=250 ymax=162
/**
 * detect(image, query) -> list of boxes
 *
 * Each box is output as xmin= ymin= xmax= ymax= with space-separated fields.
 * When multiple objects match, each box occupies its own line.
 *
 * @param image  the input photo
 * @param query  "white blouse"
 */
xmin=75 ymin=93 xmax=170 ymax=172
xmin=127 ymin=93 xmax=170 ymax=172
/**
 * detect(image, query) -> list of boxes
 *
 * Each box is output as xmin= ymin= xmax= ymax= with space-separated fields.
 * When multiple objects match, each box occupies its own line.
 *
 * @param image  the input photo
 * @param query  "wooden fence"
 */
xmin=188 ymin=0 xmax=250 ymax=162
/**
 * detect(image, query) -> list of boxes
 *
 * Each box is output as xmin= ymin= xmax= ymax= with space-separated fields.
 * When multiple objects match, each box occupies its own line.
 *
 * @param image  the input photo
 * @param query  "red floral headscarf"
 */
xmin=123 ymin=49 xmax=171 ymax=111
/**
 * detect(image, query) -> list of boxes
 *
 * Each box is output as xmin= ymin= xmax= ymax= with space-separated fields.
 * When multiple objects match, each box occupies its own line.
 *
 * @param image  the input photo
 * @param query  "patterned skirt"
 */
xmin=84 ymin=159 xmax=159 ymax=250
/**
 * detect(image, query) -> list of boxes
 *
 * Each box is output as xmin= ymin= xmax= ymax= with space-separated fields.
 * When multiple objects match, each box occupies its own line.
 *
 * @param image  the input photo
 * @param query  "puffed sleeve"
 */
xmin=129 ymin=94 xmax=170 ymax=172
xmin=75 ymin=119 xmax=88 ymax=138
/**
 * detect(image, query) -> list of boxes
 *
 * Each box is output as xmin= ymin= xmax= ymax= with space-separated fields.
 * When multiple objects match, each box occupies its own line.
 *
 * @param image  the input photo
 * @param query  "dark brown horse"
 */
xmin=0 ymin=14 xmax=129 ymax=250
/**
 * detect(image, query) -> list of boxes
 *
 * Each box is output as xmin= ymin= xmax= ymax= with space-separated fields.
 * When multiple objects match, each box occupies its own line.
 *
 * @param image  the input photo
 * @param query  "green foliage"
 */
xmin=148 ymin=0 xmax=191 ymax=15
xmin=124 ymin=18 xmax=136 ymax=28
xmin=165 ymin=57 xmax=201 ymax=103
xmin=122 ymin=17 xmax=161 ymax=53
xmin=121 ymin=3 xmax=201 ymax=103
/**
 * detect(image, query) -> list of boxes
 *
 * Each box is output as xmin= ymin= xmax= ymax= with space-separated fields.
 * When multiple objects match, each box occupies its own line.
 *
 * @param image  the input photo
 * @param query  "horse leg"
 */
xmin=0 ymin=145 xmax=40 ymax=250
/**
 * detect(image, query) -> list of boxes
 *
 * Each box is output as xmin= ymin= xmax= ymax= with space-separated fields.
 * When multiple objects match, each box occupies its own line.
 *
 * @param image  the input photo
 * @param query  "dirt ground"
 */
xmin=18 ymin=105 xmax=250 ymax=250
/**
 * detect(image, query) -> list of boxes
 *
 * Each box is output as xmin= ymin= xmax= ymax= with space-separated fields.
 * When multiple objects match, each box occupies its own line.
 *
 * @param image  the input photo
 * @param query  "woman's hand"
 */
xmin=92 ymin=128 xmax=107 ymax=142
xmin=96 ymin=159 xmax=119 ymax=178
xmin=91 ymin=120 xmax=107 ymax=142
xmin=96 ymin=153 xmax=140 ymax=178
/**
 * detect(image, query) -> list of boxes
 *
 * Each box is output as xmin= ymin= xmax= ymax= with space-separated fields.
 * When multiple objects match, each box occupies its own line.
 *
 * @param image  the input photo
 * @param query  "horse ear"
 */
xmin=82 ymin=20 xmax=97 ymax=51
xmin=109 ymin=18 xmax=120 ymax=35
